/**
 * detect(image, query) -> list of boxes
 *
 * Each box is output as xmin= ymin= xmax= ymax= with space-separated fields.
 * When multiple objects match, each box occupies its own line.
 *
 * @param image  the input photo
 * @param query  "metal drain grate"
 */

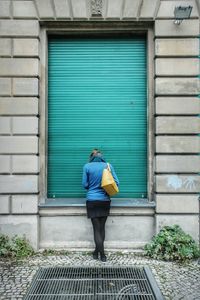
xmin=24 ymin=266 xmax=164 ymax=299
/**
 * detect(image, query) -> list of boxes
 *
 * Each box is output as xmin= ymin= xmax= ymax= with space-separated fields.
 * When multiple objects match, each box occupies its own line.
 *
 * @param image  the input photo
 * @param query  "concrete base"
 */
xmin=0 ymin=215 xmax=39 ymax=249
xmin=39 ymin=215 xmax=155 ymax=250
xmin=1 ymin=209 xmax=198 ymax=251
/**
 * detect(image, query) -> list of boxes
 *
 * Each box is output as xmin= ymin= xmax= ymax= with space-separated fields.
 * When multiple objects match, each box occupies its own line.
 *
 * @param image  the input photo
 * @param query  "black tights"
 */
xmin=91 ymin=216 xmax=107 ymax=254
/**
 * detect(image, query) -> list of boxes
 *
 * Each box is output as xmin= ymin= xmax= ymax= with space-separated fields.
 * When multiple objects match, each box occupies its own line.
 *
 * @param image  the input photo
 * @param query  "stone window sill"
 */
xmin=39 ymin=198 xmax=155 ymax=208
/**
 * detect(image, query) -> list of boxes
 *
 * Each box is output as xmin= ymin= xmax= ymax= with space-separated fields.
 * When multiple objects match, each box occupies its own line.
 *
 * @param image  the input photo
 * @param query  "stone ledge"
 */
xmin=39 ymin=206 xmax=155 ymax=216
xmin=39 ymin=198 xmax=155 ymax=208
xmin=39 ymin=199 xmax=155 ymax=216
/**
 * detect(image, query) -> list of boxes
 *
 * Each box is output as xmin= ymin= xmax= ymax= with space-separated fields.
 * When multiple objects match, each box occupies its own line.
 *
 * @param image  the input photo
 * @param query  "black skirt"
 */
xmin=86 ymin=200 xmax=111 ymax=219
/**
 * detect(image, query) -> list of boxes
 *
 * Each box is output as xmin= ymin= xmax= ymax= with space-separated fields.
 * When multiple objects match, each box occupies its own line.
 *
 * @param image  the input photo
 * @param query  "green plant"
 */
xmin=42 ymin=248 xmax=56 ymax=256
xmin=0 ymin=234 xmax=34 ymax=259
xmin=144 ymin=224 xmax=200 ymax=262
xmin=42 ymin=249 xmax=70 ymax=256
xmin=0 ymin=234 xmax=10 ymax=257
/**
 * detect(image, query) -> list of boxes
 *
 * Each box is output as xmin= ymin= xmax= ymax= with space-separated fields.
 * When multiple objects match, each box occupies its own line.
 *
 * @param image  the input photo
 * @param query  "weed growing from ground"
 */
xmin=144 ymin=224 xmax=200 ymax=262
xmin=0 ymin=234 xmax=34 ymax=259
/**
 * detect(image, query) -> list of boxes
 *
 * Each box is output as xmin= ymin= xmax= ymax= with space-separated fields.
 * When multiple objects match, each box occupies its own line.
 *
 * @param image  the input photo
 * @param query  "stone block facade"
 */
xmin=0 ymin=0 xmax=199 ymax=250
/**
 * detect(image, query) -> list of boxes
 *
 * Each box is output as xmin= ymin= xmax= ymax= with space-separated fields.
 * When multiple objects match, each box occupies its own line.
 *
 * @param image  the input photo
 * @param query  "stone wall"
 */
xmin=0 ymin=2 xmax=40 ymax=249
xmin=154 ymin=2 xmax=200 ymax=241
xmin=0 ymin=0 xmax=199 ymax=249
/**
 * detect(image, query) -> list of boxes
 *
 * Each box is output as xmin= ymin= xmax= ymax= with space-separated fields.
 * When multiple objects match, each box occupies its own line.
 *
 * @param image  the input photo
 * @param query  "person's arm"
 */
xmin=110 ymin=164 xmax=119 ymax=187
xmin=82 ymin=165 xmax=89 ymax=189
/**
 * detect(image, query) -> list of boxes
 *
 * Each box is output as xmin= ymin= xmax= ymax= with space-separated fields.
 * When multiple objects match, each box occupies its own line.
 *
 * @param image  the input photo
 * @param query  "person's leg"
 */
xmin=91 ymin=217 xmax=103 ymax=255
xmin=99 ymin=216 xmax=107 ymax=244
xmin=99 ymin=216 xmax=107 ymax=261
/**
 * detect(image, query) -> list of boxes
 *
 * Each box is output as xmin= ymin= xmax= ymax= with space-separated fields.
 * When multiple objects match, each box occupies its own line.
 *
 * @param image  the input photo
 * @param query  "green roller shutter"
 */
xmin=48 ymin=37 xmax=147 ymax=199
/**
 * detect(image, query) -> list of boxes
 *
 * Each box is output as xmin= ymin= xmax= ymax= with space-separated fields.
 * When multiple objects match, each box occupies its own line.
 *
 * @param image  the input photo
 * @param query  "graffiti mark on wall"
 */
xmin=167 ymin=175 xmax=182 ymax=190
xmin=166 ymin=175 xmax=198 ymax=191
xmin=183 ymin=176 xmax=197 ymax=190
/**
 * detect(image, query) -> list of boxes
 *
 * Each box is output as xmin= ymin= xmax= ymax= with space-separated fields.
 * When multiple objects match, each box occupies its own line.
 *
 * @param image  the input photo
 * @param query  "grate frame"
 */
xmin=24 ymin=266 xmax=164 ymax=300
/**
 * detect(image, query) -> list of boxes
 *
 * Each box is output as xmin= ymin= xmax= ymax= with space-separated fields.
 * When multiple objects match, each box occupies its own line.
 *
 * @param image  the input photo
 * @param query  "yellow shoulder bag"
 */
xmin=101 ymin=163 xmax=119 ymax=196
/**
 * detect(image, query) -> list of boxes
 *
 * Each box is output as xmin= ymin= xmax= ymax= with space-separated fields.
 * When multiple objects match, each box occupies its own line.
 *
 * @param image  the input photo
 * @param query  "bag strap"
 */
xmin=107 ymin=163 xmax=111 ymax=172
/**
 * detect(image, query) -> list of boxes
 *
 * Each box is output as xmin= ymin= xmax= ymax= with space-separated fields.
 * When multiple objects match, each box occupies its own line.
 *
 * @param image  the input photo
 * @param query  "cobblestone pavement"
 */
xmin=0 ymin=251 xmax=199 ymax=300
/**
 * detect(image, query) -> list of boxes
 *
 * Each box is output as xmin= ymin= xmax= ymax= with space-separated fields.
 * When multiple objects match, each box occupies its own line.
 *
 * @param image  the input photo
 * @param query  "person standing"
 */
xmin=82 ymin=149 xmax=119 ymax=262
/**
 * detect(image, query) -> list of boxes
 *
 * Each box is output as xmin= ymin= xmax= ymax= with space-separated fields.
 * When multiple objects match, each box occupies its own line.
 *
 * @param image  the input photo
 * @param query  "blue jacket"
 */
xmin=82 ymin=162 xmax=119 ymax=201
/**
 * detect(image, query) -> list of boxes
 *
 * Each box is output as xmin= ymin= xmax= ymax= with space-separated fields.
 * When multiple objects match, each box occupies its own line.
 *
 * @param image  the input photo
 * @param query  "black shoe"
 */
xmin=100 ymin=253 xmax=107 ymax=262
xmin=92 ymin=251 xmax=98 ymax=260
